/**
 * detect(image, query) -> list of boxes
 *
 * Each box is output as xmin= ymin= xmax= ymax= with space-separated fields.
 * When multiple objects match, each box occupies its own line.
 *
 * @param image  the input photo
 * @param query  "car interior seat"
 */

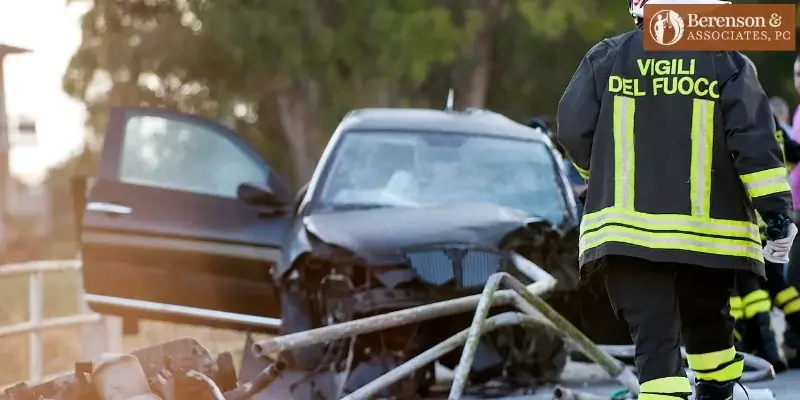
xmin=364 ymin=144 xmax=417 ymax=189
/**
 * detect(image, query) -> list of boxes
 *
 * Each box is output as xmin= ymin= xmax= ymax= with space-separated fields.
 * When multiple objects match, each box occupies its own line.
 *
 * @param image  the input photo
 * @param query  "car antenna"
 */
xmin=444 ymin=88 xmax=454 ymax=112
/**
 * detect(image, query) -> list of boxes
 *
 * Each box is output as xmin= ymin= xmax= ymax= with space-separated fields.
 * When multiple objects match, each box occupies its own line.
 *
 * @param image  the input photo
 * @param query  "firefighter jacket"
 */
xmin=556 ymin=29 xmax=792 ymax=277
xmin=775 ymin=117 xmax=800 ymax=168
xmin=755 ymin=117 xmax=799 ymax=239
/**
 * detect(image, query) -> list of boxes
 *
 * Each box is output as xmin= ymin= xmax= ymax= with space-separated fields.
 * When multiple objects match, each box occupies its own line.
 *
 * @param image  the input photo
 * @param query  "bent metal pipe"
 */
xmin=251 ymin=252 xmax=557 ymax=356
xmin=254 ymin=255 xmax=641 ymax=398
xmin=340 ymin=312 xmax=549 ymax=400
xmin=447 ymin=272 xmax=636 ymax=400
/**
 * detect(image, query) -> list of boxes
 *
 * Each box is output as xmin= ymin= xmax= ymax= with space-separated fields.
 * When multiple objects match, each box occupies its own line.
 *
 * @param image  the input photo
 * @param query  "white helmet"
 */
xmin=629 ymin=0 xmax=731 ymax=19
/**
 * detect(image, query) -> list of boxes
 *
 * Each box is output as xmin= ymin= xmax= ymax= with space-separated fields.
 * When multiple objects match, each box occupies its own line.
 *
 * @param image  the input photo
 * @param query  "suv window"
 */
xmin=119 ymin=115 xmax=268 ymax=198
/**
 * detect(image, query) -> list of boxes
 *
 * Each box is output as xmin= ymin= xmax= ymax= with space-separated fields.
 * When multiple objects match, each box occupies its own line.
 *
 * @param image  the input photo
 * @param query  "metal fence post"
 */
xmin=0 ymin=259 xmax=116 ymax=390
xmin=77 ymin=276 xmax=122 ymax=360
xmin=28 ymin=271 xmax=42 ymax=382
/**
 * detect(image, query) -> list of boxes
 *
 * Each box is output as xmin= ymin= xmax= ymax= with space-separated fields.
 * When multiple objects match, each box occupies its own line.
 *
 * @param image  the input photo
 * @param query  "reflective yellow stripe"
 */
xmin=729 ymin=296 xmax=743 ymax=320
xmin=582 ymin=207 xmax=760 ymax=240
xmin=775 ymin=287 xmax=800 ymax=315
xmin=775 ymin=287 xmax=799 ymax=306
xmin=784 ymin=298 xmax=800 ymax=315
xmin=694 ymin=357 xmax=744 ymax=382
xmin=640 ymin=376 xmax=692 ymax=395
xmin=580 ymin=225 xmax=762 ymax=260
xmin=686 ymin=347 xmax=736 ymax=371
xmin=572 ymin=162 xmax=589 ymax=180
xmin=613 ymin=95 xmax=635 ymax=209
xmin=691 ymin=99 xmax=714 ymax=217
xmin=639 ymin=394 xmax=686 ymax=399
xmin=740 ymin=167 xmax=790 ymax=198
xmin=742 ymin=289 xmax=771 ymax=318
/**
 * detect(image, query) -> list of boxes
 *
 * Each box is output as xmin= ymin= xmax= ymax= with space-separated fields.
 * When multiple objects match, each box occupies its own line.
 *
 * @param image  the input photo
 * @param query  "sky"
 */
xmin=0 ymin=0 xmax=90 ymax=184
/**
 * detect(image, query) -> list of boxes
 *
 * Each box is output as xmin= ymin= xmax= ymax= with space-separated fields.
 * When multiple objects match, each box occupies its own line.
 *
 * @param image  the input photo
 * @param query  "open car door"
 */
xmin=81 ymin=107 xmax=293 ymax=333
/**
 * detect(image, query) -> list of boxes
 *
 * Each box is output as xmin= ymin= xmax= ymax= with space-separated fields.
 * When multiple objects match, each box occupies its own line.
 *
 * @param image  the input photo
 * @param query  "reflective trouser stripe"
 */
xmin=639 ymin=376 xmax=692 ymax=399
xmin=775 ymin=287 xmax=800 ymax=315
xmin=691 ymin=99 xmax=714 ymax=217
xmin=572 ymin=162 xmax=589 ymax=180
xmin=740 ymin=167 xmax=791 ymax=198
xmin=743 ymin=289 xmax=772 ymax=318
xmin=729 ymin=296 xmax=743 ymax=320
xmin=613 ymin=95 xmax=635 ymax=209
xmin=688 ymin=347 xmax=743 ymax=382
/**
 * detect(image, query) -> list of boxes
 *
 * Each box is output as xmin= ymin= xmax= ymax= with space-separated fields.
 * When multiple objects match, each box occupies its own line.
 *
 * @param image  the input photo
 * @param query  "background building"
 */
xmin=0 ymin=44 xmax=50 ymax=247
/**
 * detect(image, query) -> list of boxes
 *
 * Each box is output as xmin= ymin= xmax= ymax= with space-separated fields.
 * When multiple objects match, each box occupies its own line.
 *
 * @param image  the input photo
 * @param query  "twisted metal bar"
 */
xmin=340 ymin=312 xmax=552 ymax=400
xmin=448 ymin=272 xmax=637 ymax=399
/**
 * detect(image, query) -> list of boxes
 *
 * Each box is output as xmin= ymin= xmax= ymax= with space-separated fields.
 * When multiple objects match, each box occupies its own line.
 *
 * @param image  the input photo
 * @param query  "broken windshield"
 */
xmin=316 ymin=131 xmax=567 ymax=223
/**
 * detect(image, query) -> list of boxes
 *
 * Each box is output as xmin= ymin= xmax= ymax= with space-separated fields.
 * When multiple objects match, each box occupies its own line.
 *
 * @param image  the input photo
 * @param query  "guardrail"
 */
xmin=0 ymin=259 xmax=122 ymax=387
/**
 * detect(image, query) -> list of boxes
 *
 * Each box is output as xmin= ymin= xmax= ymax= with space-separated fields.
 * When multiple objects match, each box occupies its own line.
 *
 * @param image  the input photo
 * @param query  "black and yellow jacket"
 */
xmin=754 ymin=118 xmax=800 ymax=239
xmin=776 ymin=118 xmax=800 ymax=168
xmin=556 ymin=30 xmax=792 ymax=277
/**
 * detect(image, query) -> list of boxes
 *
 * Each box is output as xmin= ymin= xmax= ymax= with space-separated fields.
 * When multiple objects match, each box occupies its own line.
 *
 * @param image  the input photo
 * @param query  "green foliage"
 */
xmin=42 ymin=0 xmax=798 ymax=256
xmin=58 ymin=0 xmax=800 ymax=186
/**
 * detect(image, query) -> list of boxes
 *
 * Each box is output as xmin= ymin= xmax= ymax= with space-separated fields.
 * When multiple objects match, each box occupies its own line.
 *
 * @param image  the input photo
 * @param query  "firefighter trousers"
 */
xmin=729 ymin=269 xmax=785 ymax=371
xmin=604 ymin=255 xmax=743 ymax=399
xmin=751 ymin=234 xmax=800 ymax=366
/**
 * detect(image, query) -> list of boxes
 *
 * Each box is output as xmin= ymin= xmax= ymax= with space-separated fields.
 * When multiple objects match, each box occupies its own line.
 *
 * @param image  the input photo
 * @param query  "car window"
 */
xmin=118 ymin=115 xmax=268 ymax=198
xmin=316 ymin=131 xmax=567 ymax=224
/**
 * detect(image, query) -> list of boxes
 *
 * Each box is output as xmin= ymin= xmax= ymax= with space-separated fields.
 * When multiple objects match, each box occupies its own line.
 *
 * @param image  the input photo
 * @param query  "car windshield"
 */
xmin=316 ymin=131 xmax=567 ymax=223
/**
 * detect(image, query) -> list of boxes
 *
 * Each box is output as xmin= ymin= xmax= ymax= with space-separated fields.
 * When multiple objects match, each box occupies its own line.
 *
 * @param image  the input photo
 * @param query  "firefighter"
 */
xmin=727 ymin=54 xmax=789 ymax=372
xmin=556 ymin=1 xmax=796 ymax=399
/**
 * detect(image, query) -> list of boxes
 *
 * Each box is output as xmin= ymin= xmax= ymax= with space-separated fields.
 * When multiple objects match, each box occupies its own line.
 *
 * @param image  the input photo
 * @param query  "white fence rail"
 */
xmin=0 ymin=259 xmax=122 ymax=388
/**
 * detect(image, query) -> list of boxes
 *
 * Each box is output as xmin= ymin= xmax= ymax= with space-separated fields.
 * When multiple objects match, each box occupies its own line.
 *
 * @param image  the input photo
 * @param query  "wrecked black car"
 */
xmin=78 ymin=106 xmax=597 ymax=398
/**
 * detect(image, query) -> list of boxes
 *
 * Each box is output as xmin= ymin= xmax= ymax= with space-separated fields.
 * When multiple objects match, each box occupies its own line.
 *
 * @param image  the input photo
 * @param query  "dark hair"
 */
xmin=525 ymin=116 xmax=551 ymax=132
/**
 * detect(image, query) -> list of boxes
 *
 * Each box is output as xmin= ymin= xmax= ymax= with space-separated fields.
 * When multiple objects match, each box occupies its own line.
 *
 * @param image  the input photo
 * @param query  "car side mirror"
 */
xmin=237 ymin=182 xmax=285 ymax=208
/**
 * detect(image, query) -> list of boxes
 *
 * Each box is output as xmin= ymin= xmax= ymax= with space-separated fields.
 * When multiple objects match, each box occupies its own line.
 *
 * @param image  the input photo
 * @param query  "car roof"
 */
xmin=338 ymin=107 xmax=550 ymax=142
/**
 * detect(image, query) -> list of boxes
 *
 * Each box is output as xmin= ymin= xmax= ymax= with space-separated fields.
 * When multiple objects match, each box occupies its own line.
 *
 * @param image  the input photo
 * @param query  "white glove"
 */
xmin=763 ymin=223 xmax=798 ymax=263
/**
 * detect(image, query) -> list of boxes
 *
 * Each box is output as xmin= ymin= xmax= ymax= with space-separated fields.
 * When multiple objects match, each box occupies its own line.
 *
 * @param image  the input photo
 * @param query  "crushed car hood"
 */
xmin=302 ymin=202 xmax=539 ymax=265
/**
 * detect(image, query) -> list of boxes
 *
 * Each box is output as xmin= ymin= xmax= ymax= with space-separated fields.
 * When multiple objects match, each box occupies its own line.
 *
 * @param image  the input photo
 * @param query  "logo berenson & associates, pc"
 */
xmin=649 ymin=9 xmax=686 ymax=46
xmin=646 ymin=7 xmax=790 ymax=48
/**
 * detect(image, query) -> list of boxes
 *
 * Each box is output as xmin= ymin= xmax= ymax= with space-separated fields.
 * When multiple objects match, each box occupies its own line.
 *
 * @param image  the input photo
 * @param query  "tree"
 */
xmin=63 ymin=0 xmax=800 ymax=187
xmin=64 ymin=0 xmax=478 ymax=185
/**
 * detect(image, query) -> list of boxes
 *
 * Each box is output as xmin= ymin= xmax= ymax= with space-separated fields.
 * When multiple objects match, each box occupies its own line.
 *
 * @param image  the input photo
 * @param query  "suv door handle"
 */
xmin=86 ymin=202 xmax=132 ymax=215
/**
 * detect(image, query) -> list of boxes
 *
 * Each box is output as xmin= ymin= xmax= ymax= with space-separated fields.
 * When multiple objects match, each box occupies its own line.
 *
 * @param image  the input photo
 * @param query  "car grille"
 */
xmin=404 ymin=247 xmax=506 ymax=289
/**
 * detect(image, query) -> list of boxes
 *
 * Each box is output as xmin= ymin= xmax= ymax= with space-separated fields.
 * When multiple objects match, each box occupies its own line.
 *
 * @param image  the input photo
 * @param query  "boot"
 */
xmin=694 ymin=381 xmax=734 ymax=400
xmin=747 ymin=312 xmax=787 ymax=372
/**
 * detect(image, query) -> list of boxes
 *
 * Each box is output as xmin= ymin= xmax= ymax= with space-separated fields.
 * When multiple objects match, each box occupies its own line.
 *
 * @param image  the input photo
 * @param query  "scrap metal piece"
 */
xmin=341 ymin=312 xmax=550 ymax=400
xmin=448 ymin=272 xmax=636 ymax=400
xmin=222 ymin=361 xmax=286 ymax=400
xmin=4 ymin=383 xmax=38 ymax=400
xmin=185 ymin=371 xmax=225 ymax=400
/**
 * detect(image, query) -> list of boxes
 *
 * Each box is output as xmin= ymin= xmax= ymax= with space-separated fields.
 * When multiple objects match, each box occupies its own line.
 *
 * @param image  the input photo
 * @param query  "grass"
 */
xmin=0 ymin=271 xmax=251 ymax=386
